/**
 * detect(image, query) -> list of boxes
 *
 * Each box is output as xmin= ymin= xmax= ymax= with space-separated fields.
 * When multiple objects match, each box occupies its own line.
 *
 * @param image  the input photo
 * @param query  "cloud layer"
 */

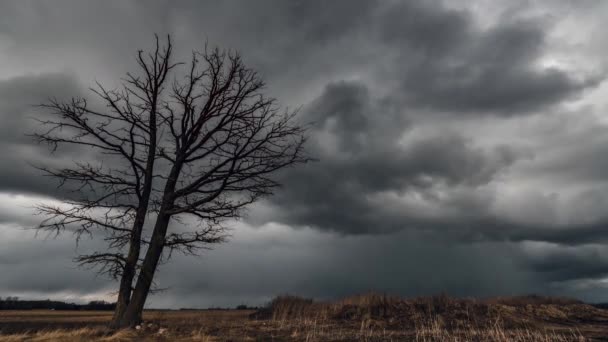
xmin=1 ymin=0 xmax=608 ymax=306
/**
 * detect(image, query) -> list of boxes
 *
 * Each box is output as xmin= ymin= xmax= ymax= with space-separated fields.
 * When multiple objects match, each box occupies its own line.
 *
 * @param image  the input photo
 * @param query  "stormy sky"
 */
xmin=2 ymin=0 xmax=608 ymax=308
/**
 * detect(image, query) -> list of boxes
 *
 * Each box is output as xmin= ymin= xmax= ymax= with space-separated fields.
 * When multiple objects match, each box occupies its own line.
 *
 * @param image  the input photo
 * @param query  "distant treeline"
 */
xmin=0 ymin=297 xmax=115 ymax=310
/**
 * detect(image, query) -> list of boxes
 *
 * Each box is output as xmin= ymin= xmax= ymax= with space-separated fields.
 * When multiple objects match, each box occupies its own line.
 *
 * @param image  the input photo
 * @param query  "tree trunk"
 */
xmin=118 ymin=213 xmax=171 ymax=327
xmin=117 ymin=162 xmax=180 ymax=328
xmin=110 ymin=97 xmax=159 ymax=329
xmin=110 ymin=282 xmax=130 ymax=328
xmin=109 ymin=208 xmax=145 ymax=328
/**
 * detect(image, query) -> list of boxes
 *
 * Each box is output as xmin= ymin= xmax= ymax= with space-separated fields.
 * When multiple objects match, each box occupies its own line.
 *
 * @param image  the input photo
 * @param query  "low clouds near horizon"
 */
xmin=2 ymin=0 xmax=608 ymax=307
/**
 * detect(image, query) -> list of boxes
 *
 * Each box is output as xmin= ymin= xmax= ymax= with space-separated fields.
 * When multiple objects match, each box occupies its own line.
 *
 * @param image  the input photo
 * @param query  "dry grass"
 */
xmin=253 ymin=293 xmax=606 ymax=340
xmin=0 ymin=294 xmax=606 ymax=341
xmin=0 ymin=327 xmax=136 ymax=342
xmin=414 ymin=318 xmax=586 ymax=342
xmin=0 ymin=324 xmax=589 ymax=342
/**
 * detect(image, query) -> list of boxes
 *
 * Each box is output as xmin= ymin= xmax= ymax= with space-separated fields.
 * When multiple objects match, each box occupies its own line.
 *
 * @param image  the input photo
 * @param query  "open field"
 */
xmin=0 ymin=294 xmax=607 ymax=341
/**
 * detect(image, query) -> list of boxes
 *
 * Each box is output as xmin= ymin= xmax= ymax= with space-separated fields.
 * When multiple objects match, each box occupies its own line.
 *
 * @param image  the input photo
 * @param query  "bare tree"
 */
xmin=34 ymin=36 xmax=309 ymax=328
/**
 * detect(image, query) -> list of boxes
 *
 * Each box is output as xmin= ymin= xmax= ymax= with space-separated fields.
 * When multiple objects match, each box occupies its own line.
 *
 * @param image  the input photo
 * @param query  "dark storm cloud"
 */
xmin=252 ymin=79 xmax=608 ymax=250
xmin=526 ymin=121 xmax=608 ymax=183
xmin=141 ymin=225 xmax=541 ymax=308
xmin=249 ymin=0 xmax=600 ymax=114
xmin=304 ymin=81 xmax=520 ymax=187
xmin=0 ymin=220 xmax=114 ymax=299
xmin=373 ymin=2 xmax=600 ymax=114
xmin=0 ymin=73 xmax=79 ymax=144
xmin=0 ymin=73 xmax=91 ymax=198
xmin=1 ymin=0 xmax=608 ymax=306
xmin=165 ymin=0 xmax=600 ymax=114
xmin=256 ymin=80 xmax=522 ymax=234
xmin=526 ymin=247 xmax=608 ymax=283
xmin=508 ymin=241 xmax=608 ymax=290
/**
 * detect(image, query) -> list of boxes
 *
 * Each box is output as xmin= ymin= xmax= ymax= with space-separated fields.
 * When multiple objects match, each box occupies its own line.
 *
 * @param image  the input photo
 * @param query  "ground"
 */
xmin=1 ymin=295 xmax=608 ymax=341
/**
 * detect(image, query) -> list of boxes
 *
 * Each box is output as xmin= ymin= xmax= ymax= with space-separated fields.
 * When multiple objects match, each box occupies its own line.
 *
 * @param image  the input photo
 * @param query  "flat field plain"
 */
xmin=1 ymin=294 xmax=608 ymax=341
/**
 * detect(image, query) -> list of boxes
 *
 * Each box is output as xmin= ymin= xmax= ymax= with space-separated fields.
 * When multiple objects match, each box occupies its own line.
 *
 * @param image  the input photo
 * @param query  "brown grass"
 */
xmin=0 ymin=294 xmax=606 ymax=341
xmin=414 ymin=318 xmax=586 ymax=342
xmin=254 ymin=293 xmax=607 ymax=340
xmin=0 ymin=327 xmax=137 ymax=342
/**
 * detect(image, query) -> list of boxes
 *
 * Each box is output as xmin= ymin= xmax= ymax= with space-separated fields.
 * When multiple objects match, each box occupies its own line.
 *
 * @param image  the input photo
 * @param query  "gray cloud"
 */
xmin=0 ymin=73 xmax=91 ymax=198
xmin=374 ymin=3 xmax=601 ymax=114
xmin=523 ymin=244 xmax=608 ymax=283
xmin=255 ymin=80 xmax=522 ymax=234
xmin=0 ymin=0 xmax=608 ymax=306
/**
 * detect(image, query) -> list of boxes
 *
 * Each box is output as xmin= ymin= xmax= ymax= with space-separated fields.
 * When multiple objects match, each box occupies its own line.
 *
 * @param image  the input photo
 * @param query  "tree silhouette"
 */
xmin=33 ymin=35 xmax=309 ymax=328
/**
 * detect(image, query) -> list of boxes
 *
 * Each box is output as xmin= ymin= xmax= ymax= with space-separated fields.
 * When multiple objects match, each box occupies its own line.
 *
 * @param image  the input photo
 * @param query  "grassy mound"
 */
xmin=253 ymin=293 xmax=608 ymax=331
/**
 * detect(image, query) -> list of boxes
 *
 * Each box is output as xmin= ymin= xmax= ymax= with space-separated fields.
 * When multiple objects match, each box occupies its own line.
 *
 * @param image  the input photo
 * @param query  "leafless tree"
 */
xmin=33 ymin=36 xmax=309 ymax=328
